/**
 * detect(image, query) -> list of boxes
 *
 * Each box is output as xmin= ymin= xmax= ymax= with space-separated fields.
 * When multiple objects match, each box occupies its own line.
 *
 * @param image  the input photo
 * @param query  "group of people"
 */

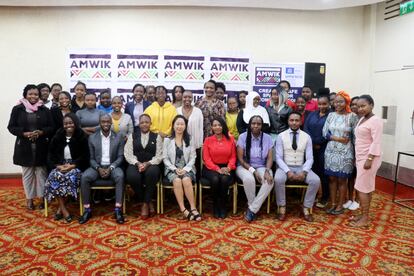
xmin=8 ymin=79 xmax=383 ymax=227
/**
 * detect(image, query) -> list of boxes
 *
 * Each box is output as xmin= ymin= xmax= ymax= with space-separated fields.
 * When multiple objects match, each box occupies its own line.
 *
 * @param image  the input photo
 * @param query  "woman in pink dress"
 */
xmin=352 ymin=95 xmax=383 ymax=227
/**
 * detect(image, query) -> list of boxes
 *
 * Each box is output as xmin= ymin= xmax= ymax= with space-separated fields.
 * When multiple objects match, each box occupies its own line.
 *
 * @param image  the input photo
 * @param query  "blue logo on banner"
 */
xmin=286 ymin=67 xmax=294 ymax=74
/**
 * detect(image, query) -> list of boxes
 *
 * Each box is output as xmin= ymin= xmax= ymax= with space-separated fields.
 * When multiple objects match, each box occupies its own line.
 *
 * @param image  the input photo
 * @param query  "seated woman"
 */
xmin=111 ymin=96 xmax=133 ymax=140
xmin=124 ymin=114 xmax=162 ymax=219
xmin=44 ymin=113 xmax=89 ymax=222
xmin=202 ymin=117 xmax=236 ymax=219
xmin=236 ymin=115 xmax=274 ymax=222
xmin=163 ymin=115 xmax=201 ymax=221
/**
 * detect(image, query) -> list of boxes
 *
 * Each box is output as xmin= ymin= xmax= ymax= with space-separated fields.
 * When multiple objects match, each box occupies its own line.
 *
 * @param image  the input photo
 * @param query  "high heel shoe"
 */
xmin=26 ymin=199 xmax=35 ymax=210
xmin=64 ymin=214 xmax=73 ymax=223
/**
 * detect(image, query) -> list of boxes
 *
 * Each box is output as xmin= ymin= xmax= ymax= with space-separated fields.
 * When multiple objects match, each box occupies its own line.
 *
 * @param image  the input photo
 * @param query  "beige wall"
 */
xmin=0 ymin=6 xmax=372 ymax=173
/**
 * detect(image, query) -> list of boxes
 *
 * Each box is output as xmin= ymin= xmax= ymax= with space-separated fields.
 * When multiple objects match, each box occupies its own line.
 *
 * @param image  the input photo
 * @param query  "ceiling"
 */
xmin=0 ymin=0 xmax=384 ymax=10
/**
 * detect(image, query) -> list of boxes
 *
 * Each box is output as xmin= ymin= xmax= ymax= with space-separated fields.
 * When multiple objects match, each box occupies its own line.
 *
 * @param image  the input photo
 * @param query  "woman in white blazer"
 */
xmin=163 ymin=115 xmax=201 ymax=221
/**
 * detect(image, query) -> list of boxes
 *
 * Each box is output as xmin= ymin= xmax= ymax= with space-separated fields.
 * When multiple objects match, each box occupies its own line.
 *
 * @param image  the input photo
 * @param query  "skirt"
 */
xmin=44 ymin=168 xmax=81 ymax=202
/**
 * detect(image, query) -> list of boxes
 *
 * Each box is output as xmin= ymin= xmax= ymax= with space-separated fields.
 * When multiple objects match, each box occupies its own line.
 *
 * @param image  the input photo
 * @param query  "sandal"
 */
xmin=190 ymin=209 xmax=202 ymax=221
xmin=64 ymin=214 xmax=73 ymax=223
xmin=325 ymin=206 xmax=336 ymax=214
xmin=54 ymin=212 xmax=64 ymax=221
xmin=181 ymin=208 xmax=192 ymax=220
xmin=331 ymin=208 xmax=345 ymax=215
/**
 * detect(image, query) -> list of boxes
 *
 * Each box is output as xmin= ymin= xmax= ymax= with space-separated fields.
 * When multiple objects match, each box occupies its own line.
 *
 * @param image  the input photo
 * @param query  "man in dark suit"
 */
xmin=124 ymin=83 xmax=151 ymax=128
xmin=79 ymin=114 xmax=125 ymax=224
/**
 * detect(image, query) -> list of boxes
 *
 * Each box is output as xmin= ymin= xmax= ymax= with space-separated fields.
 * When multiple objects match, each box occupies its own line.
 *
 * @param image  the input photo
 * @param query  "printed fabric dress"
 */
xmin=44 ymin=168 xmax=81 ymax=202
xmin=195 ymin=98 xmax=225 ymax=139
xmin=323 ymin=112 xmax=358 ymax=178
xmin=166 ymin=144 xmax=196 ymax=182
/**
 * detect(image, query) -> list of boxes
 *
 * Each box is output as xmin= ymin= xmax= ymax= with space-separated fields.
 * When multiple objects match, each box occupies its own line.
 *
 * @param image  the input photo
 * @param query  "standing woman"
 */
xmin=172 ymin=85 xmax=185 ymax=108
xmin=8 ymin=84 xmax=54 ymax=210
xmin=323 ymin=91 xmax=358 ymax=215
xmin=111 ymin=96 xmax=133 ymax=140
xmin=71 ymin=81 xmax=87 ymax=113
xmin=225 ymin=96 xmax=240 ymax=140
xmin=236 ymin=115 xmax=274 ymax=222
xmin=295 ymin=95 xmax=307 ymax=127
xmin=124 ymin=114 xmax=162 ymax=219
xmin=76 ymin=92 xmax=105 ymax=135
xmin=266 ymin=86 xmax=292 ymax=143
xmin=304 ymin=95 xmax=330 ymax=207
xmin=352 ymin=95 xmax=383 ymax=227
xmin=44 ymin=113 xmax=89 ymax=222
xmin=50 ymin=91 xmax=73 ymax=134
xmin=236 ymin=91 xmax=270 ymax=135
xmin=202 ymin=117 xmax=236 ymax=218
xmin=125 ymin=83 xmax=151 ymax=128
xmin=163 ymin=115 xmax=201 ymax=221
xmin=38 ymin=83 xmax=52 ymax=109
xmin=238 ymin=90 xmax=248 ymax=110
xmin=50 ymin=83 xmax=62 ymax=109
xmin=176 ymin=90 xmax=204 ymax=181
xmin=195 ymin=80 xmax=226 ymax=139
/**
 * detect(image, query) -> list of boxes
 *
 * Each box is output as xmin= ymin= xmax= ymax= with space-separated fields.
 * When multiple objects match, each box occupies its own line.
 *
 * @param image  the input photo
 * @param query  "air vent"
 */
xmin=384 ymin=0 xmax=402 ymax=20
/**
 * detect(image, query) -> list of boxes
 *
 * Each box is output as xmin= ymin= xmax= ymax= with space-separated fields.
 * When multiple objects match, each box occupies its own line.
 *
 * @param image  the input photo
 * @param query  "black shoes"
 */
xmin=79 ymin=210 xmax=92 ymax=224
xmin=115 ymin=209 xmax=125 ymax=224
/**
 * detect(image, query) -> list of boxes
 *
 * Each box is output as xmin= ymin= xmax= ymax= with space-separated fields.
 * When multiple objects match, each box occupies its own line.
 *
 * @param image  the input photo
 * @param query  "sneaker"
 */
xmin=343 ymin=200 xmax=353 ymax=209
xmin=316 ymin=201 xmax=327 ymax=208
xmin=348 ymin=201 xmax=360 ymax=210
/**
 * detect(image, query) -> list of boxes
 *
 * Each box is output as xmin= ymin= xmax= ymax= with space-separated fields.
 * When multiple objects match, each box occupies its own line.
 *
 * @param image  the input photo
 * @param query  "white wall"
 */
xmin=371 ymin=2 xmax=414 ymax=169
xmin=0 ymin=6 xmax=372 ymax=173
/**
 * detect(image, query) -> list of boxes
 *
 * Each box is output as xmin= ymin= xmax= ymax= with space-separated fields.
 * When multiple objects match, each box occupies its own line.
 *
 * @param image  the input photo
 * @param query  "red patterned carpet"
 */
xmin=0 ymin=180 xmax=413 ymax=275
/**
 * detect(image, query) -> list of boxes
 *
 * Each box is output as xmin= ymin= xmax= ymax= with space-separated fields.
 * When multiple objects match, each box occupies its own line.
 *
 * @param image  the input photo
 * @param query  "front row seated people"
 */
xmin=163 ymin=115 xmax=201 ymax=221
xmin=236 ymin=115 xmax=274 ymax=222
xmin=79 ymin=114 xmax=125 ymax=224
xmin=274 ymin=111 xmax=320 ymax=222
xmin=124 ymin=114 xmax=162 ymax=219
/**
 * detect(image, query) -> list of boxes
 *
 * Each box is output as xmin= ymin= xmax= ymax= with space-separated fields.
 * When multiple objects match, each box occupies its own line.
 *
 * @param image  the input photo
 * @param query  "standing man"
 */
xmin=79 ymin=114 xmax=125 ymax=224
xmin=274 ymin=112 xmax=320 ymax=222
xmin=301 ymin=86 xmax=318 ymax=112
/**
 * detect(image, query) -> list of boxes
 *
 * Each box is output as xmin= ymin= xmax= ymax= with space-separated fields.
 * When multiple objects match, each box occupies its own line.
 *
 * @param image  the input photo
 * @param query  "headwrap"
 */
xmin=243 ymin=91 xmax=270 ymax=124
xmin=18 ymin=98 xmax=44 ymax=113
xmin=336 ymin=91 xmax=351 ymax=113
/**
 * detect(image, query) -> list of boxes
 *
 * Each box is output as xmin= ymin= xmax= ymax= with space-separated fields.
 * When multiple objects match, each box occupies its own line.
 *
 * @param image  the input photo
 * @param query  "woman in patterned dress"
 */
xmin=323 ymin=91 xmax=358 ymax=215
xmin=195 ymin=80 xmax=226 ymax=139
xmin=44 ymin=113 xmax=89 ymax=222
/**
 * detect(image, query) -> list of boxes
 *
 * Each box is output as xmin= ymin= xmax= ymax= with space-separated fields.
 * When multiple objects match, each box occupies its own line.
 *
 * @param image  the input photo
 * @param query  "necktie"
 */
xmin=292 ymin=131 xmax=297 ymax=150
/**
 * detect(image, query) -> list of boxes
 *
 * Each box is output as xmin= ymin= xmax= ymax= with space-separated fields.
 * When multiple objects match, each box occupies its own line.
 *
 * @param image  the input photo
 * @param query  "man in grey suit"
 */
xmin=79 ymin=114 xmax=125 ymax=224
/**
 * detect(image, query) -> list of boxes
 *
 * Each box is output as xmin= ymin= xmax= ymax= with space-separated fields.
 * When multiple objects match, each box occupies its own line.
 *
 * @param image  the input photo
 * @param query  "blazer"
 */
xmin=47 ymin=128 xmax=90 ymax=171
xmin=88 ymin=130 xmax=124 ymax=170
xmin=7 ymin=104 xmax=54 ymax=167
xmin=162 ymin=136 xmax=196 ymax=175
xmin=124 ymin=100 xmax=151 ymax=127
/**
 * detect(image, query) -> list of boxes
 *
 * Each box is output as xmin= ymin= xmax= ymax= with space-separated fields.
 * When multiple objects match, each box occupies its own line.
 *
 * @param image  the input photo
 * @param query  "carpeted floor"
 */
xmin=0 ymin=179 xmax=413 ymax=275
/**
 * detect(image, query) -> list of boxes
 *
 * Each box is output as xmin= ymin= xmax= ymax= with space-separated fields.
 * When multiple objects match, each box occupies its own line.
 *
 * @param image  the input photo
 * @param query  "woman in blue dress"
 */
xmin=44 ymin=113 xmax=89 ymax=222
xmin=323 ymin=91 xmax=358 ymax=215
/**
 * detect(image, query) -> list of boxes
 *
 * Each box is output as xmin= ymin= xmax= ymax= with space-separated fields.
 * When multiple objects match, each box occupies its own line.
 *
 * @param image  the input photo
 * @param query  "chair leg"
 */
xmin=157 ymin=182 xmax=160 ymax=214
xmin=194 ymin=184 xmax=197 ymax=209
xmin=79 ymin=190 xmax=83 ymax=216
xmin=160 ymin=185 xmax=164 ymax=214
xmin=123 ymin=191 xmax=126 ymax=214
xmin=301 ymin=188 xmax=306 ymax=202
xmin=267 ymin=193 xmax=271 ymax=214
xmin=234 ymin=184 xmax=238 ymax=214
xmin=44 ymin=198 xmax=48 ymax=217
xmin=199 ymin=185 xmax=203 ymax=214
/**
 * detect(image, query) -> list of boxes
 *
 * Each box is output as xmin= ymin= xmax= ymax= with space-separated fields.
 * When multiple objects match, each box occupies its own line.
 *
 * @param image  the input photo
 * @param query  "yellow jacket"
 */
xmin=144 ymin=102 xmax=178 ymax=135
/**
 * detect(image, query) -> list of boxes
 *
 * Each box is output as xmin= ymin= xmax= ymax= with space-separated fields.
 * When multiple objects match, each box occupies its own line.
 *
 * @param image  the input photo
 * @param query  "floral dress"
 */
xmin=166 ymin=145 xmax=196 ymax=182
xmin=323 ymin=112 xmax=358 ymax=178
xmin=195 ymin=98 xmax=225 ymax=139
xmin=44 ymin=166 xmax=81 ymax=202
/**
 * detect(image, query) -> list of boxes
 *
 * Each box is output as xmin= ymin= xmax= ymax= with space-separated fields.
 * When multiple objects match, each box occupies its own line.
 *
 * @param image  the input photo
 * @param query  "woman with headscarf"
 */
xmin=323 ymin=91 xmax=358 ymax=215
xmin=236 ymin=91 xmax=270 ymax=135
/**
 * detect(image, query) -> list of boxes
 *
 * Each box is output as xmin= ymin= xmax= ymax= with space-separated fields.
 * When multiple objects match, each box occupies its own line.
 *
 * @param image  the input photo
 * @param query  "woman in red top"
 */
xmin=202 ymin=117 xmax=237 ymax=219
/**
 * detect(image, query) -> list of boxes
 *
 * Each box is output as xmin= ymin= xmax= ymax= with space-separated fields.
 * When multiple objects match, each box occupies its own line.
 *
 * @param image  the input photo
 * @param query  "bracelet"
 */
xmin=248 ymin=167 xmax=256 ymax=174
xmin=367 ymin=157 xmax=373 ymax=161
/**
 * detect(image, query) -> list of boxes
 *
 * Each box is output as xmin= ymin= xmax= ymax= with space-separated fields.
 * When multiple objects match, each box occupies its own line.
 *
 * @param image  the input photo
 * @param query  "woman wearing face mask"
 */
xmin=8 ymin=84 xmax=54 ymax=210
xmin=172 ymin=85 xmax=185 ymax=108
xmin=44 ymin=113 xmax=89 ymax=222
xmin=195 ymin=80 xmax=226 ymax=139
xmin=163 ymin=115 xmax=201 ymax=221
xmin=76 ymin=92 xmax=105 ymax=135
xmin=351 ymin=95 xmax=383 ymax=227
xmin=236 ymin=91 xmax=270 ymax=135
xmin=71 ymin=81 xmax=87 ymax=113
xmin=50 ymin=91 xmax=73 ymax=134
xmin=323 ymin=91 xmax=358 ymax=215
xmin=111 ymin=96 xmax=133 ymax=140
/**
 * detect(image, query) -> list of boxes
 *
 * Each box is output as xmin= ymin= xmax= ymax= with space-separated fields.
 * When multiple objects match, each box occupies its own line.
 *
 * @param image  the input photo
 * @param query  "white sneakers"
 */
xmin=343 ymin=200 xmax=360 ymax=210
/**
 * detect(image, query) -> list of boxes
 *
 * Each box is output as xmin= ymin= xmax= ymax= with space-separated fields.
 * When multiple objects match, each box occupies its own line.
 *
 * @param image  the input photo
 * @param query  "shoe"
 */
xmin=244 ymin=208 xmax=256 ymax=223
xmin=219 ymin=207 xmax=227 ymax=219
xmin=325 ymin=206 xmax=336 ymax=214
xmin=213 ymin=205 xmax=220 ymax=219
xmin=26 ymin=199 xmax=35 ymax=210
xmin=79 ymin=210 xmax=92 ymax=224
xmin=190 ymin=209 xmax=202 ymax=221
xmin=316 ymin=200 xmax=328 ymax=208
xmin=331 ymin=208 xmax=345 ymax=215
xmin=115 ymin=209 xmax=125 ymax=224
xmin=303 ymin=207 xmax=314 ymax=222
xmin=64 ymin=214 xmax=73 ymax=223
xmin=149 ymin=202 xmax=156 ymax=217
xmin=180 ymin=208 xmax=192 ymax=220
xmin=343 ymin=200 xmax=353 ymax=209
xmin=54 ymin=213 xmax=63 ymax=221
xmin=276 ymin=206 xmax=286 ymax=221
xmin=141 ymin=203 xmax=149 ymax=220
xmin=348 ymin=201 xmax=360 ymax=211
xmin=38 ymin=202 xmax=45 ymax=210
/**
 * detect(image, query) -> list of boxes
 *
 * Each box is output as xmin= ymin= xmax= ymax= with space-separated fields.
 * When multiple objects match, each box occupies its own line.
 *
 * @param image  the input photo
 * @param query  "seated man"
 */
xmin=79 ymin=114 xmax=125 ymax=224
xmin=274 ymin=111 xmax=320 ymax=222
